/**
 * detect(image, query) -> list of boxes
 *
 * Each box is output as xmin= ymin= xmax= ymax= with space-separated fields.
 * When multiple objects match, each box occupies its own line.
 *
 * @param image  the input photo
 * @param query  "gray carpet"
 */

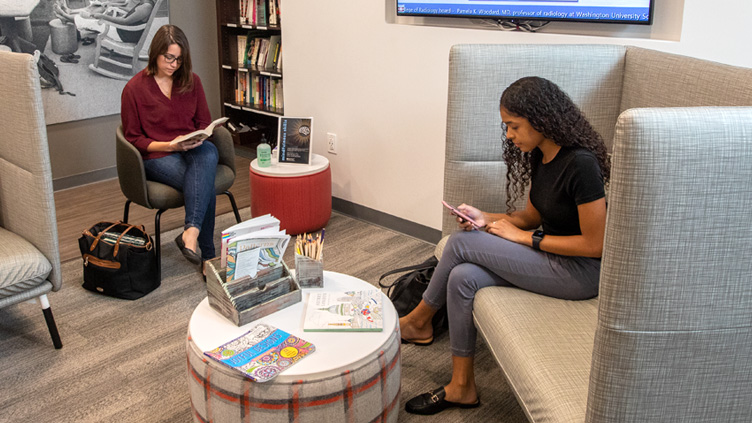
xmin=0 ymin=210 xmax=527 ymax=422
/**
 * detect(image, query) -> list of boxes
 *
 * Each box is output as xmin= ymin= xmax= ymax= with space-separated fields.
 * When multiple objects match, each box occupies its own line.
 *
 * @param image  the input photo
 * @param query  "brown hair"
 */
xmin=146 ymin=24 xmax=193 ymax=93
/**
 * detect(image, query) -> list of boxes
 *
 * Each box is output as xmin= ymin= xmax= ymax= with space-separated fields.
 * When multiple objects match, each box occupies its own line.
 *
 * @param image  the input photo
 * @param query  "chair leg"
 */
xmin=123 ymin=199 xmax=132 ymax=223
xmin=155 ymin=209 xmax=167 ymax=282
xmin=223 ymin=191 xmax=242 ymax=223
xmin=39 ymin=294 xmax=62 ymax=349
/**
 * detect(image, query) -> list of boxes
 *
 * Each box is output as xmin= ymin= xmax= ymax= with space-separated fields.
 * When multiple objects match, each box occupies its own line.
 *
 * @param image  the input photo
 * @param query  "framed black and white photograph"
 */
xmin=0 ymin=0 xmax=170 ymax=124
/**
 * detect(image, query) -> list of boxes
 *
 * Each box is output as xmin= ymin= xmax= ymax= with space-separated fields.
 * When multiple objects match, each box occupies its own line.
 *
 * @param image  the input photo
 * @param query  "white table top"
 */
xmin=250 ymin=153 xmax=329 ymax=177
xmin=0 ymin=0 xmax=40 ymax=17
xmin=189 ymin=271 xmax=397 ymax=382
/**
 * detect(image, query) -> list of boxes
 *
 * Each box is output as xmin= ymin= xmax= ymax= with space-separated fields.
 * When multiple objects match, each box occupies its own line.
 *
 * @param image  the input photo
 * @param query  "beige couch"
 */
xmin=440 ymin=45 xmax=752 ymax=422
xmin=0 ymin=51 xmax=63 ymax=349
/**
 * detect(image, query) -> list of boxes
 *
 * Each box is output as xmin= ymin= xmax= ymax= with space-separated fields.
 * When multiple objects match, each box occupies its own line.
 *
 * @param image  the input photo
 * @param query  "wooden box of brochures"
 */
xmin=205 ymin=258 xmax=301 ymax=326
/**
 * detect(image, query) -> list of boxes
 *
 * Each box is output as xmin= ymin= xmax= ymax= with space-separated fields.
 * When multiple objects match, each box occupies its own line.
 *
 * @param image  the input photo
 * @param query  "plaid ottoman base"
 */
xmin=187 ymin=326 xmax=401 ymax=423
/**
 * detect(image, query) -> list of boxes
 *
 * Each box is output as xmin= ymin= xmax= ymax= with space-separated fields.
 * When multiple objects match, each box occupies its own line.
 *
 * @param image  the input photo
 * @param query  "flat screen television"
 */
xmin=396 ymin=0 xmax=654 ymax=25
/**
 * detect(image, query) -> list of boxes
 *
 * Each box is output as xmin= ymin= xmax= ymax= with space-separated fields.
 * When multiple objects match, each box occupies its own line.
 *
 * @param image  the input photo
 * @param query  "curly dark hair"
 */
xmin=500 ymin=76 xmax=610 ymax=211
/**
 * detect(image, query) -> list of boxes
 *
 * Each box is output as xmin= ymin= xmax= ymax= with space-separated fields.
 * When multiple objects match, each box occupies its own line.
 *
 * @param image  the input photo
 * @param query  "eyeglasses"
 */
xmin=162 ymin=54 xmax=183 ymax=65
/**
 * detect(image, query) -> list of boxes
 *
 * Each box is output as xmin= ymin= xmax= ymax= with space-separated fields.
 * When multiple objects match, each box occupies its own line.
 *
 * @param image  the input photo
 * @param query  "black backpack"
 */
xmin=37 ymin=52 xmax=75 ymax=97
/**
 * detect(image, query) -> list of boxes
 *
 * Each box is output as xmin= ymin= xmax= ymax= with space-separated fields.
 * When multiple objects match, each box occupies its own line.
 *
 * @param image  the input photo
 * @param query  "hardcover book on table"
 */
xmin=303 ymin=290 xmax=383 ymax=332
xmin=277 ymin=117 xmax=313 ymax=165
xmin=204 ymin=323 xmax=315 ymax=382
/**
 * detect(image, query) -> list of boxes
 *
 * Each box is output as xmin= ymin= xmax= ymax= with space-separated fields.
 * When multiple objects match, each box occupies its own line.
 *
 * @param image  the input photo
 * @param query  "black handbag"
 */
xmin=378 ymin=256 xmax=448 ymax=334
xmin=78 ymin=221 xmax=160 ymax=300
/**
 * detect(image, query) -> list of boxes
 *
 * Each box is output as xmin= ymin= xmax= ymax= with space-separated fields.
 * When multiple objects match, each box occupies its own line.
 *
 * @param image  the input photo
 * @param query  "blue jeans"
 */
xmin=423 ymin=230 xmax=601 ymax=357
xmin=143 ymin=141 xmax=218 ymax=260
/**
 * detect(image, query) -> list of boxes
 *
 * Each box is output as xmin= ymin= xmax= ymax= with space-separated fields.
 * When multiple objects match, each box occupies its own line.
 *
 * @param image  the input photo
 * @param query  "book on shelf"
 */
xmin=221 ymin=214 xmax=280 ymax=268
xmin=204 ymin=323 xmax=315 ymax=382
xmin=256 ymin=0 xmax=267 ymax=27
xmin=237 ymin=34 xmax=247 ymax=67
xmin=303 ymin=290 xmax=384 ymax=332
xmin=265 ymin=35 xmax=280 ymax=71
xmin=170 ymin=117 xmax=229 ymax=146
xmin=278 ymin=117 xmax=312 ymax=164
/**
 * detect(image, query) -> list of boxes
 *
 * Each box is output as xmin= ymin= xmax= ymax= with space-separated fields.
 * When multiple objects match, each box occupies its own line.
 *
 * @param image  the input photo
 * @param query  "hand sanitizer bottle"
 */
xmin=257 ymin=135 xmax=271 ymax=168
xmin=271 ymin=144 xmax=279 ymax=166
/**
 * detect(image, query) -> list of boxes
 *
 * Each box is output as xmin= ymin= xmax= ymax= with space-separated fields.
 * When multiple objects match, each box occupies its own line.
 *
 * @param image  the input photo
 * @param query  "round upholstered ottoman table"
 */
xmin=249 ymin=154 xmax=332 ymax=235
xmin=186 ymin=272 xmax=401 ymax=423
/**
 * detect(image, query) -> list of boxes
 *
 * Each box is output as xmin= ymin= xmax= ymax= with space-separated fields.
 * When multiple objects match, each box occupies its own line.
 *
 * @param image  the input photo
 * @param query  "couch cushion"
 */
xmin=0 ymin=227 xmax=52 ymax=291
xmin=474 ymin=287 xmax=598 ymax=423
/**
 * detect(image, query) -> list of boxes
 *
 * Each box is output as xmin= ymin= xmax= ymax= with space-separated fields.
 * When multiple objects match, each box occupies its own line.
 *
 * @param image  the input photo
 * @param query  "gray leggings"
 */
xmin=423 ymin=230 xmax=601 ymax=357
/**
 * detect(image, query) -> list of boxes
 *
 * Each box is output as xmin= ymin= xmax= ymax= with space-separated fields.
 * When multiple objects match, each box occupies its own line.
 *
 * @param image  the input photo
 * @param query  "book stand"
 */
xmin=205 ymin=258 xmax=301 ymax=326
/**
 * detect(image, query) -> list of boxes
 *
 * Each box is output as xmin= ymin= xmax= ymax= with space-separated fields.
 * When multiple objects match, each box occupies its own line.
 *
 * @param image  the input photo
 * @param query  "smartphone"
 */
xmin=442 ymin=201 xmax=481 ymax=229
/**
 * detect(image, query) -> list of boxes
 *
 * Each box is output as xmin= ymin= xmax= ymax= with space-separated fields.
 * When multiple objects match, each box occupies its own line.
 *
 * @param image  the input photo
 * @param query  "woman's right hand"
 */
xmin=456 ymin=204 xmax=485 ymax=231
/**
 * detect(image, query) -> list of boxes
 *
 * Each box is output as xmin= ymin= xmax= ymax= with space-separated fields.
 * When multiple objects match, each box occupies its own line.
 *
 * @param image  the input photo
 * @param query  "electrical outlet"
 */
xmin=327 ymin=132 xmax=337 ymax=154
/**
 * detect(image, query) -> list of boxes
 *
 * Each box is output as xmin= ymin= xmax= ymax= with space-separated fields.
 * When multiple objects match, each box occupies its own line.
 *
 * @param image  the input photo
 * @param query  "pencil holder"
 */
xmin=295 ymin=252 xmax=324 ymax=288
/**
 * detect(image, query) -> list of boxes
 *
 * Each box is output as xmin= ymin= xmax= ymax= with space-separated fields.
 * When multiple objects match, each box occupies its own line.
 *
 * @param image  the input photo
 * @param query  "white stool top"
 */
xmin=189 ymin=271 xmax=397 ymax=382
xmin=251 ymin=153 xmax=329 ymax=177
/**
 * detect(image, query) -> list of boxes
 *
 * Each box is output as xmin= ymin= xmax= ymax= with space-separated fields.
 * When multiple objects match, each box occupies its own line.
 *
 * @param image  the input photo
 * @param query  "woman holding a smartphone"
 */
xmin=402 ymin=77 xmax=610 ymax=415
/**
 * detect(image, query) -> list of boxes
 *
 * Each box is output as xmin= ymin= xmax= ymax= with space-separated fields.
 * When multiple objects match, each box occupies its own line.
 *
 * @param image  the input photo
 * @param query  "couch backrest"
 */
xmin=621 ymin=47 xmax=752 ymax=114
xmin=0 ymin=52 xmax=61 ymax=287
xmin=443 ymin=44 xmax=626 ymax=235
xmin=587 ymin=107 xmax=752 ymax=422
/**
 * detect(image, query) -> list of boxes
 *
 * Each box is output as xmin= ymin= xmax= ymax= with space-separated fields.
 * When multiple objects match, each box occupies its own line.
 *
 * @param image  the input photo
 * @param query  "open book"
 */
xmin=170 ymin=117 xmax=229 ymax=146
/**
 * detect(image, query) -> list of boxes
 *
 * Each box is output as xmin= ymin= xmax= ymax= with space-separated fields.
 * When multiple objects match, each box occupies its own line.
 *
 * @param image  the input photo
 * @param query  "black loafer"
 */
xmin=175 ymin=233 xmax=202 ymax=265
xmin=405 ymin=386 xmax=480 ymax=415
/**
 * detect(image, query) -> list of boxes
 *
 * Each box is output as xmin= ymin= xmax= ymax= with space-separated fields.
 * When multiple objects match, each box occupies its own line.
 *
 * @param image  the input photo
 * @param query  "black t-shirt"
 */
xmin=529 ymin=147 xmax=605 ymax=236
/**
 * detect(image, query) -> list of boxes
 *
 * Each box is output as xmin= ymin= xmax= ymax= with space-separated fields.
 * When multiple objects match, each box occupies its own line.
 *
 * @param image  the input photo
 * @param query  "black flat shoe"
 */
xmin=405 ymin=387 xmax=480 ymax=415
xmin=401 ymin=336 xmax=434 ymax=346
xmin=175 ymin=233 xmax=202 ymax=265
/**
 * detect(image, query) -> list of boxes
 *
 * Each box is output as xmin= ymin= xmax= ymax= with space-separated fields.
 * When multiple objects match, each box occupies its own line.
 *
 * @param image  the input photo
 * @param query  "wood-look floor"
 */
xmin=53 ymin=156 xmax=252 ymax=263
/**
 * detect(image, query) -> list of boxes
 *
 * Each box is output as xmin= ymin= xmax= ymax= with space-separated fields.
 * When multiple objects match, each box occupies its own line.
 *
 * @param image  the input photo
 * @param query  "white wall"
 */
xmin=283 ymin=0 xmax=752 ymax=231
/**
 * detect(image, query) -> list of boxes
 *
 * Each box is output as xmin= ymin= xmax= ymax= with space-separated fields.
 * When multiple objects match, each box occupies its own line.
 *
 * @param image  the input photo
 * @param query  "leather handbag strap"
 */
xmin=89 ymin=222 xmax=121 ymax=252
xmin=89 ymin=221 xmax=143 ymax=257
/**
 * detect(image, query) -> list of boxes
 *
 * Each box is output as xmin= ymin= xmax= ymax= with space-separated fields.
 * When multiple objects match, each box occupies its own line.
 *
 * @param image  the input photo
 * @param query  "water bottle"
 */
xmin=257 ymin=135 xmax=271 ymax=167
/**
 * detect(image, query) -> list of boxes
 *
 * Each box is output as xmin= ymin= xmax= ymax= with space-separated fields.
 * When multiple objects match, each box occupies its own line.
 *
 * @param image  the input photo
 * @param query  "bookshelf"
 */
xmin=216 ymin=0 xmax=283 ymax=152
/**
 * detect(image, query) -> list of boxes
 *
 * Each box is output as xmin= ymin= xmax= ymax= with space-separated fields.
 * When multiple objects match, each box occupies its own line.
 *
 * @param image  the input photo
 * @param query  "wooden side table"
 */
xmin=249 ymin=154 xmax=332 ymax=235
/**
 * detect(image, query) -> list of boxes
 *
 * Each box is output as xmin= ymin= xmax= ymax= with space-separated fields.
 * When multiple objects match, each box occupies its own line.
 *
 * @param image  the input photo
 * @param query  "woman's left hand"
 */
xmin=486 ymin=219 xmax=526 ymax=244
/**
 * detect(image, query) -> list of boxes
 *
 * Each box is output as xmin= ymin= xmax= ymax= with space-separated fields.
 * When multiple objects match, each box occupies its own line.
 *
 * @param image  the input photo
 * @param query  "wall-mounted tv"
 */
xmin=396 ymin=0 xmax=654 ymax=25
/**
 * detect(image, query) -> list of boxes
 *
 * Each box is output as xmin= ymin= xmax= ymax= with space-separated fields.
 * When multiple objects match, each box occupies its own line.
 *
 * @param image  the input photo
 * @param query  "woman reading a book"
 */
xmin=400 ymin=77 xmax=610 ymax=415
xmin=121 ymin=24 xmax=218 ymax=272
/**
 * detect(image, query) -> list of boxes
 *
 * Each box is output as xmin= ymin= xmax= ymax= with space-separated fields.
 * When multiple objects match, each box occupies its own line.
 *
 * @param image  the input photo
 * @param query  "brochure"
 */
xmin=277 ymin=117 xmax=313 ymax=164
xmin=303 ymin=290 xmax=383 ymax=332
xmin=204 ymin=323 xmax=315 ymax=382
xmin=221 ymin=214 xmax=280 ymax=268
xmin=225 ymin=231 xmax=290 ymax=281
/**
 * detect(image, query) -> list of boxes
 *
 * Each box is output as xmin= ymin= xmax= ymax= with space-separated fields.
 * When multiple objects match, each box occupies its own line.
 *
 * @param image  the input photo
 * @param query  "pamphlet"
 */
xmin=221 ymin=214 xmax=280 ymax=268
xmin=225 ymin=231 xmax=290 ymax=281
xmin=277 ymin=117 xmax=313 ymax=164
xmin=204 ymin=323 xmax=315 ymax=382
xmin=170 ymin=117 xmax=229 ymax=146
xmin=303 ymin=290 xmax=383 ymax=332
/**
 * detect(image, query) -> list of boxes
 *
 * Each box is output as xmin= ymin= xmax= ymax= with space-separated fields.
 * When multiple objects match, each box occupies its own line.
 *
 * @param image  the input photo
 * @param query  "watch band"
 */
xmin=532 ymin=230 xmax=544 ymax=251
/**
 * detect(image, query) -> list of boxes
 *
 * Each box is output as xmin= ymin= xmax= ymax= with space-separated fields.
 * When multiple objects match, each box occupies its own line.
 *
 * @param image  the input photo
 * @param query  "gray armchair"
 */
xmin=0 ymin=51 xmax=63 ymax=349
xmin=115 ymin=125 xmax=241 ymax=281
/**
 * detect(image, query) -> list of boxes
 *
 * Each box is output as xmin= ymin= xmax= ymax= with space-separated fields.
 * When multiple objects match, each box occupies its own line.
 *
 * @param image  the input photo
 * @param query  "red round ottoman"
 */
xmin=249 ymin=154 xmax=332 ymax=235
